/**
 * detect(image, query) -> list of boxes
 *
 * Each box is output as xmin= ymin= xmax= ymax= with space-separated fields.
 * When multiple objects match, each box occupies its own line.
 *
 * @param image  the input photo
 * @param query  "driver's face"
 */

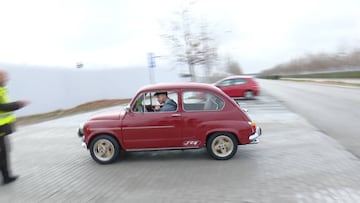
xmin=156 ymin=94 xmax=167 ymax=104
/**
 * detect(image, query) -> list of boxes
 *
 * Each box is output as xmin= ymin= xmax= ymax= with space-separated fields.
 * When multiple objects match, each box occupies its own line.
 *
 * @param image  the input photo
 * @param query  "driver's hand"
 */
xmin=154 ymin=105 xmax=161 ymax=111
xmin=17 ymin=100 xmax=30 ymax=107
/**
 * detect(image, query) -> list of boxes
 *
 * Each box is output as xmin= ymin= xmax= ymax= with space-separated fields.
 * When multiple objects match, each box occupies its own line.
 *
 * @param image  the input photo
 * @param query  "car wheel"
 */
xmin=89 ymin=135 xmax=120 ymax=164
xmin=244 ymin=90 xmax=254 ymax=99
xmin=207 ymin=133 xmax=238 ymax=160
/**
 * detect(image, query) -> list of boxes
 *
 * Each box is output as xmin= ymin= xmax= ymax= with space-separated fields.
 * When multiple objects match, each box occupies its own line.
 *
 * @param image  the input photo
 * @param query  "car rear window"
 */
xmin=182 ymin=91 xmax=224 ymax=111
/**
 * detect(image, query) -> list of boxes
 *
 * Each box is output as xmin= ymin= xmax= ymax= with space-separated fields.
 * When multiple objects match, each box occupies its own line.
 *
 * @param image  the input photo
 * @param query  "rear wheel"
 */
xmin=206 ymin=133 xmax=238 ymax=160
xmin=89 ymin=135 xmax=120 ymax=164
xmin=244 ymin=90 xmax=254 ymax=99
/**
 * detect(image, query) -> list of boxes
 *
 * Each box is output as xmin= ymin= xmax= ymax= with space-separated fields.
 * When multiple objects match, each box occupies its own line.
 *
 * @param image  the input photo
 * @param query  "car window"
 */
xmin=132 ymin=93 xmax=146 ymax=112
xmin=182 ymin=91 xmax=224 ymax=111
xmin=132 ymin=91 xmax=178 ymax=113
xmin=233 ymin=78 xmax=247 ymax=85
xmin=217 ymin=79 xmax=233 ymax=87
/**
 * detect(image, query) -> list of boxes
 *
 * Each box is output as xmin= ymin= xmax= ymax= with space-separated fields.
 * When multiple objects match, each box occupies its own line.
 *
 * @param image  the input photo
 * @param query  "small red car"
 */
xmin=214 ymin=76 xmax=260 ymax=98
xmin=78 ymin=83 xmax=262 ymax=164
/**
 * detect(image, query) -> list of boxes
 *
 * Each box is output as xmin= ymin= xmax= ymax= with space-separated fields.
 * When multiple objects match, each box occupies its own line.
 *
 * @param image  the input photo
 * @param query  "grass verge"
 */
xmin=284 ymin=71 xmax=360 ymax=78
xmin=281 ymin=78 xmax=360 ymax=87
xmin=259 ymin=70 xmax=360 ymax=80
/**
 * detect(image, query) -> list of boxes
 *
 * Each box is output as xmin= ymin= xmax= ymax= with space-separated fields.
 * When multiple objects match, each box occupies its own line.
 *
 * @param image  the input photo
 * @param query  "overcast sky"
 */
xmin=1 ymin=0 xmax=359 ymax=73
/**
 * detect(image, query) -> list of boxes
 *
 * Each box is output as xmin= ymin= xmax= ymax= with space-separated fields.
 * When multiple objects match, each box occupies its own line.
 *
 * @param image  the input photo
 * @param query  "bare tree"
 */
xmin=208 ymin=72 xmax=228 ymax=83
xmin=162 ymin=3 xmax=218 ymax=82
xmin=260 ymin=48 xmax=360 ymax=77
xmin=226 ymin=58 xmax=243 ymax=75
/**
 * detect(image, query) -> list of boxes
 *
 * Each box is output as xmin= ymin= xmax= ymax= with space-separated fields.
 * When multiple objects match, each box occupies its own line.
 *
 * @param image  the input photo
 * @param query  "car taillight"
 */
xmin=248 ymin=121 xmax=256 ymax=134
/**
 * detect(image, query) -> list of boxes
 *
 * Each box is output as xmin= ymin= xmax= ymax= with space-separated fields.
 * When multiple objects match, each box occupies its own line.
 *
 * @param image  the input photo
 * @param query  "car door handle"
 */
xmin=171 ymin=113 xmax=182 ymax=117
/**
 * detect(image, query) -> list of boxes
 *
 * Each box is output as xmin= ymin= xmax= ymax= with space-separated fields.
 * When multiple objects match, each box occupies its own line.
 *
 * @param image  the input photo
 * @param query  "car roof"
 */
xmin=137 ymin=82 xmax=224 ymax=93
xmin=132 ymin=82 xmax=239 ymax=108
xmin=221 ymin=75 xmax=254 ymax=80
xmin=214 ymin=75 xmax=255 ymax=84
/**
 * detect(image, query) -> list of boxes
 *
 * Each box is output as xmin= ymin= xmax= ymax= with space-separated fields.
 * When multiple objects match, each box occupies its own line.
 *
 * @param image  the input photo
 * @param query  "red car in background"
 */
xmin=214 ymin=76 xmax=260 ymax=99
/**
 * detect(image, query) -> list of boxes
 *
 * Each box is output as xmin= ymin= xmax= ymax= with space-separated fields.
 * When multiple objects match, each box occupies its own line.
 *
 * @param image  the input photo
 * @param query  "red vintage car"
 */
xmin=78 ymin=83 xmax=262 ymax=164
xmin=214 ymin=76 xmax=260 ymax=98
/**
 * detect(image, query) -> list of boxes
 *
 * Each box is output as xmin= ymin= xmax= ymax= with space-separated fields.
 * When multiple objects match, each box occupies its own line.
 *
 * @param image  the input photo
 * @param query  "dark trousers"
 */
xmin=0 ymin=135 xmax=9 ymax=179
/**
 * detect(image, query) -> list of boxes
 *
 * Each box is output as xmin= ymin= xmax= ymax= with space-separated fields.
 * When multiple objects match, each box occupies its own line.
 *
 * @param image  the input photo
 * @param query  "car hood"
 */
xmin=89 ymin=109 xmax=125 ymax=121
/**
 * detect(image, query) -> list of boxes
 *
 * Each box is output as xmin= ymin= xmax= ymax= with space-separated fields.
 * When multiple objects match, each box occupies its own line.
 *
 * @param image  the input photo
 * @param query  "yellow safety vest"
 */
xmin=0 ymin=86 xmax=16 ymax=126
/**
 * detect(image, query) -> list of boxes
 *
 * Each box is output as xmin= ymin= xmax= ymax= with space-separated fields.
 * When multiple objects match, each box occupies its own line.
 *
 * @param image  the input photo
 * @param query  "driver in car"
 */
xmin=154 ymin=92 xmax=177 ymax=112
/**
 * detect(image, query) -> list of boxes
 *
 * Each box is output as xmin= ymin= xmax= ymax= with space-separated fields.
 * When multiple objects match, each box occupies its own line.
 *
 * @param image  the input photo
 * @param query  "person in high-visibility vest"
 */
xmin=0 ymin=69 xmax=29 ymax=185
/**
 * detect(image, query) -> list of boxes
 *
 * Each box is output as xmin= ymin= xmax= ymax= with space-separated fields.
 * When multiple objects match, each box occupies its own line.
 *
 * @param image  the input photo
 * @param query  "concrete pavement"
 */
xmin=1 ymin=92 xmax=360 ymax=202
xmin=258 ymin=79 xmax=360 ymax=158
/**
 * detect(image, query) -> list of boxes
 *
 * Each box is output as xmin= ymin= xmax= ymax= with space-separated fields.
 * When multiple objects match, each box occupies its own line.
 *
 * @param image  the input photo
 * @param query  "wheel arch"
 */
xmin=88 ymin=133 xmax=122 ymax=150
xmin=205 ymin=131 xmax=240 ymax=146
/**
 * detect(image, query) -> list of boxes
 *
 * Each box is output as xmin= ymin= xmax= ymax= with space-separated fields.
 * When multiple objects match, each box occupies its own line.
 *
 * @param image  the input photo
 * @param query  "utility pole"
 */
xmin=148 ymin=53 xmax=155 ymax=84
xmin=148 ymin=53 xmax=163 ymax=84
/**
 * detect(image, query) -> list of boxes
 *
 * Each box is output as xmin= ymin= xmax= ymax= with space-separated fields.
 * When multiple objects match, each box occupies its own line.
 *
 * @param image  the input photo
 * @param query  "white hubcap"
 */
xmin=211 ymin=135 xmax=234 ymax=157
xmin=93 ymin=139 xmax=115 ymax=161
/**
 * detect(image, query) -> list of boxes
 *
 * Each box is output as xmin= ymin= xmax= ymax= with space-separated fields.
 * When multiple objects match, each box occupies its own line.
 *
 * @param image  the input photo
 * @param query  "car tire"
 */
xmin=89 ymin=135 xmax=120 ymax=164
xmin=206 ymin=133 xmax=238 ymax=160
xmin=244 ymin=90 xmax=254 ymax=99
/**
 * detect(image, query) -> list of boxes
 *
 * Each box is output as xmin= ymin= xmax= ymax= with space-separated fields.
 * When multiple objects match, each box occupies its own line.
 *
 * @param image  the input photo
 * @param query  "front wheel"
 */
xmin=206 ymin=133 xmax=238 ymax=160
xmin=89 ymin=135 xmax=120 ymax=164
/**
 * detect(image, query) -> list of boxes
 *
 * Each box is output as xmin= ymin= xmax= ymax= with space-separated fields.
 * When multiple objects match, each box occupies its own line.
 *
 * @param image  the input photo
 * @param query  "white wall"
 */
xmin=1 ymin=65 xmax=181 ymax=116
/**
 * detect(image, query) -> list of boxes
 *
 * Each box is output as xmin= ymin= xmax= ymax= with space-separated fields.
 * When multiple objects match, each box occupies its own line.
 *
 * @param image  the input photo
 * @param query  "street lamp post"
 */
xmin=148 ymin=53 xmax=155 ymax=84
xmin=147 ymin=53 xmax=163 ymax=84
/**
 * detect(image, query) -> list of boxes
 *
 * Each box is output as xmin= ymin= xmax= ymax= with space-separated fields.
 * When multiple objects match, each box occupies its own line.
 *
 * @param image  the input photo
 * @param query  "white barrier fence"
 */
xmin=2 ymin=65 xmax=180 ymax=116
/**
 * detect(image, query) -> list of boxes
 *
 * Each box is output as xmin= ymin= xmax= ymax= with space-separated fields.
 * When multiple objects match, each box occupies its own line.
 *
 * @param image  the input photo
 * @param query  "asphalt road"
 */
xmin=258 ymin=79 xmax=360 ymax=158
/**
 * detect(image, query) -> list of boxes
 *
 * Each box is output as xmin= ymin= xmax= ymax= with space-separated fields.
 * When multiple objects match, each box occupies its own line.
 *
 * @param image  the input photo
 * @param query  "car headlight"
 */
xmin=78 ymin=122 xmax=85 ymax=137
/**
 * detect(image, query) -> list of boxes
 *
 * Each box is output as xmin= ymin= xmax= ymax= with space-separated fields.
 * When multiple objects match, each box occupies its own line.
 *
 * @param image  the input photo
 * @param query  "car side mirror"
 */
xmin=125 ymin=104 xmax=131 ymax=112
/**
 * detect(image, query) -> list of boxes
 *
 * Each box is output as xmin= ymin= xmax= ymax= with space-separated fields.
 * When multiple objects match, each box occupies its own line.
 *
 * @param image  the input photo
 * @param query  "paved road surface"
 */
xmin=0 ymin=92 xmax=360 ymax=202
xmin=258 ymin=79 xmax=360 ymax=158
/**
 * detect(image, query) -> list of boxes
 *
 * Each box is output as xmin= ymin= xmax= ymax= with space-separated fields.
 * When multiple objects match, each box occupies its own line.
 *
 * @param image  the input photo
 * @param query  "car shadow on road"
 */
xmin=117 ymin=149 xmax=210 ymax=163
xmin=234 ymin=97 xmax=258 ymax=101
xmin=109 ymin=147 xmax=259 ymax=164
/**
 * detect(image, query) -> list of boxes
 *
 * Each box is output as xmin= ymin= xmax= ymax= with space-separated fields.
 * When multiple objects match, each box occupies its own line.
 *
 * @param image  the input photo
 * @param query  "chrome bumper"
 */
xmin=77 ymin=124 xmax=87 ymax=149
xmin=249 ymin=127 xmax=262 ymax=144
xmin=80 ymin=135 xmax=87 ymax=148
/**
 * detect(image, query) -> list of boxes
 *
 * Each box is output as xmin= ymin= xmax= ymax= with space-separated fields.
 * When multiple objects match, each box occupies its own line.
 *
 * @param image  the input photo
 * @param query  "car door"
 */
xmin=217 ymin=79 xmax=235 ymax=96
xmin=181 ymin=90 xmax=226 ymax=146
xmin=121 ymin=91 xmax=183 ymax=150
xmin=233 ymin=78 xmax=247 ymax=96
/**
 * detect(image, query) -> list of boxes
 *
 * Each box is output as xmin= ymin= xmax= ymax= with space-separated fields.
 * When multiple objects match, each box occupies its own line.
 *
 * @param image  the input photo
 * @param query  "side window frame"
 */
xmin=182 ymin=90 xmax=225 ymax=112
xmin=155 ymin=90 xmax=179 ymax=113
xmin=131 ymin=90 xmax=179 ymax=113
xmin=233 ymin=78 xmax=247 ymax=85
xmin=218 ymin=79 xmax=233 ymax=87
xmin=131 ymin=92 xmax=150 ymax=113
